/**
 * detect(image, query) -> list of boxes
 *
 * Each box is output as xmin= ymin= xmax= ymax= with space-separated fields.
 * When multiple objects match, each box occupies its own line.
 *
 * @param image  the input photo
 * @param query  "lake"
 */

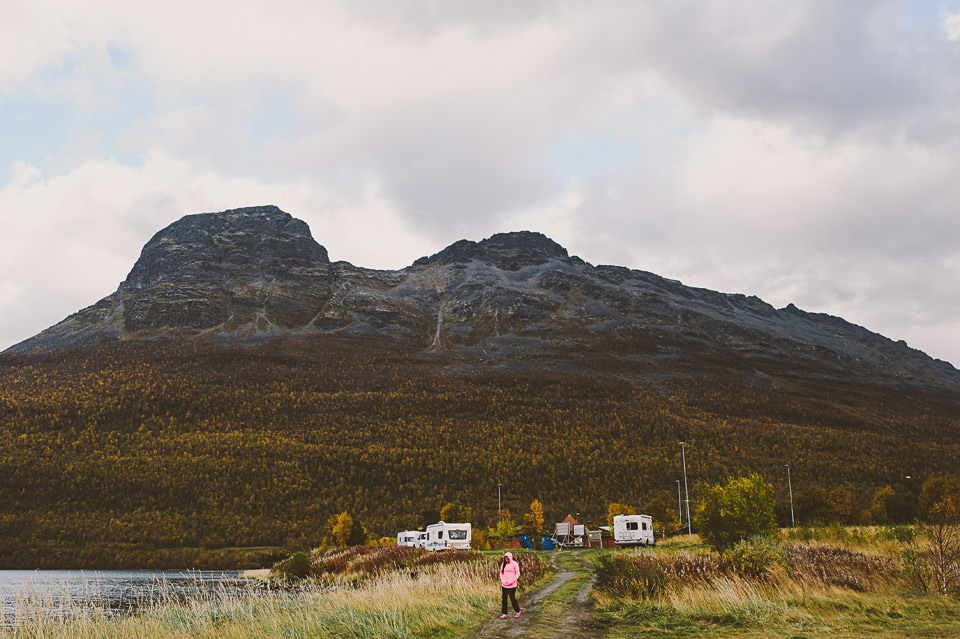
xmin=0 ymin=569 xmax=261 ymax=624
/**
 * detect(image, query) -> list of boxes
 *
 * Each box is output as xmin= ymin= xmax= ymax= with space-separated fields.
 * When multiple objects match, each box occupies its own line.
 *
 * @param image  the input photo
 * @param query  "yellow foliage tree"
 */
xmin=607 ymin=502 xmax=635 ymax=528
xmin=331 ymin=512 xmax=353 ymax=546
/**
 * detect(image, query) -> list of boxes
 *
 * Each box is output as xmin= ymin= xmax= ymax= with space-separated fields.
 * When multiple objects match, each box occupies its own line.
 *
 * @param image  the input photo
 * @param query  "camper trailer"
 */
xmin=424 ymin=521 xmax=472 ymax=551
xmin=396 ymin=530 xmax=421 ymax=547
xmin=613 ymin=514 xmax=656 ymax=546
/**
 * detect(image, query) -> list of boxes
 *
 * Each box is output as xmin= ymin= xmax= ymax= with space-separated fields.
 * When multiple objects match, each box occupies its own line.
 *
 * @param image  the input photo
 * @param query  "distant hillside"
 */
xmin=1 ymin=205 xmax=958 ymax=569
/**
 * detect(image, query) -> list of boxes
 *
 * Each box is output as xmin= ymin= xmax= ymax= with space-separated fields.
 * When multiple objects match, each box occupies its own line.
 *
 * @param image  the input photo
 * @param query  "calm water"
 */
xmin=0 ymin=569 xmax=258 ymax=624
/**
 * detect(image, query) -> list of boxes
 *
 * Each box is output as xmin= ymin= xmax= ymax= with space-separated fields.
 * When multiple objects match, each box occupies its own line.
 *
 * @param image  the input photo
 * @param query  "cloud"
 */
xmin=2 ymin=1 xmax=960 ymax=365
xmin=947 ymin=13 xmax=960 ymax=40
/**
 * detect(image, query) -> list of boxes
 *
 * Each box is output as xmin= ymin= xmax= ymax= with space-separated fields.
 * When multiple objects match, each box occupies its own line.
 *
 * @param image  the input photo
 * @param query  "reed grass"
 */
xmin=1 ymin=561 xmax=500 ymax=639
xmin=594 ymin=536 xmax=960 ymax=638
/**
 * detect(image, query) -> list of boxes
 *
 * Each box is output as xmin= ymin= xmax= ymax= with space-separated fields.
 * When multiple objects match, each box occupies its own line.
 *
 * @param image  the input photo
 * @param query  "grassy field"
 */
xmin=0 ymin=548 xmax=555 ymax=639
xmin=593 ymin=533 xmax=960 ymax=638
xmin=4 ymin=534 xmax=960 ymax=638
xmin=2 ymin=563 xmax=496 ymax=639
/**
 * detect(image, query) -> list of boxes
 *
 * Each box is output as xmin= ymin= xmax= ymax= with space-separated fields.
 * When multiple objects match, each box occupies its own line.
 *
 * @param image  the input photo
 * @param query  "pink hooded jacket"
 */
xmin=499 ymin=552 xmax=520 ymax=589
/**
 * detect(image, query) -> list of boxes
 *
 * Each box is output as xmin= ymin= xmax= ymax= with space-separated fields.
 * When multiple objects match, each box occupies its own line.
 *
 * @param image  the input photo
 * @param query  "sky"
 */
xmin=2 ymin=0 xmax=960 ymax=366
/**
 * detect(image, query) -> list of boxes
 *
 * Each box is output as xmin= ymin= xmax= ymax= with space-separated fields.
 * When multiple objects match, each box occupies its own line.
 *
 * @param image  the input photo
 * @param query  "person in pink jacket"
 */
xmin=499 ymin=552 xmax=522 ymax=618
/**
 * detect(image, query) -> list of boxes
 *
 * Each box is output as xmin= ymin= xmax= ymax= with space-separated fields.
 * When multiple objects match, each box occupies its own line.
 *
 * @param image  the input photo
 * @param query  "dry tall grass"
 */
xmin=1 ymin=561 xmax=500 ymax=639
xmin=594 ymin=537 xmax=960 ymax=636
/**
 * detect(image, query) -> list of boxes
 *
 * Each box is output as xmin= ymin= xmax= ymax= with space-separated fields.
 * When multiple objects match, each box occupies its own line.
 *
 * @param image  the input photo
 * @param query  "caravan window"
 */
xmin=438 ymin=530 xmax=444 ymax=539
xmin=449 ymin=529 xmax=468 ymax=540
xmin=626 ymin=521 xmax=639 ymax=531
xmin=642 ymin=522 xmax=648 ymax=531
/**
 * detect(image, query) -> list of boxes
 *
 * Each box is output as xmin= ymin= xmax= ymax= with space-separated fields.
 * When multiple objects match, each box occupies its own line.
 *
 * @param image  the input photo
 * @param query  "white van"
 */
xmin=613 ymin=514 xmax=656 ymax=546
xmin=396 ymin=530 xmax=422 ymax=547
xmin=424 ymin=521 xmax=472 ymax=551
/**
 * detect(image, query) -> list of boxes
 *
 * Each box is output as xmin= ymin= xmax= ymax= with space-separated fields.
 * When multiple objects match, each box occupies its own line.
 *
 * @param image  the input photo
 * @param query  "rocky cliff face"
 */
xmin=9 ymin=205 xmax=959 ymax=390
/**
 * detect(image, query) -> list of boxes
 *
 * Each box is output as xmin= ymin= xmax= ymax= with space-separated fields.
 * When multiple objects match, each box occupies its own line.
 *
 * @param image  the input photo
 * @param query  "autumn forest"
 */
xmin=1 ymin=335 xmax=959 ymax=569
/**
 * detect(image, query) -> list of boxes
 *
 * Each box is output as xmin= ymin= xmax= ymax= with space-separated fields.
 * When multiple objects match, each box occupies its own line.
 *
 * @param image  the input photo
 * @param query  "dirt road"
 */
xmin=467 ymin=550 xmax=609 ymax=639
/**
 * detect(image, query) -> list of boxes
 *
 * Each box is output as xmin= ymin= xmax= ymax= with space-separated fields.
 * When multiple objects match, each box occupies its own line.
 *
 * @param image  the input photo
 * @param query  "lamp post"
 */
xmin=497 ymin=483 xmax=502 ymax=513
xmin=676 ymin=479 xmax=682 ymax=533
xmin=680 ymin=441 xmax=692 ymax=534
xmin=785 ymin=464 xmax=795 ymax=528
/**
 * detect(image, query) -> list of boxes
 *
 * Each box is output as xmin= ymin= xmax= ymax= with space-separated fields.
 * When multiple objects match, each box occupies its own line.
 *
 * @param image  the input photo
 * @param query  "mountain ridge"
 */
xmin=7 ymin=205 xmax=958 ymax=392
xmin=3 ymin=205 xmax=960 ymax=569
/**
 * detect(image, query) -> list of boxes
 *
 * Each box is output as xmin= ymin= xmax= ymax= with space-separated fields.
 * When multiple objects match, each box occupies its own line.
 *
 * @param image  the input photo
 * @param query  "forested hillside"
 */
xmin=2 ymin=335 xmax=958 ymax=568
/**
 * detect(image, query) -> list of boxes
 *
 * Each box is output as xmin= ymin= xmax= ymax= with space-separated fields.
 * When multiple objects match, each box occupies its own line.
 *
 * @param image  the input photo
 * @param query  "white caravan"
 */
xmin=396 ymin=530 xmax=421 ymax=547
xmin=613 ymin=514 xmax=656 ymax=546
xmin=424 ymin=521 xmax=472 ymax=551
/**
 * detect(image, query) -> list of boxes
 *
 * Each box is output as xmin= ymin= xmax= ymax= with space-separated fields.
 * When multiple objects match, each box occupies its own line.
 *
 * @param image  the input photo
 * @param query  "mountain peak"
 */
xmin=119 ymin=205 xmax=330 ymax=292
xmin=7 ymin=206 xmax=959 ymax=393
xmin=413 ymin=230 xmax=570 ymax=270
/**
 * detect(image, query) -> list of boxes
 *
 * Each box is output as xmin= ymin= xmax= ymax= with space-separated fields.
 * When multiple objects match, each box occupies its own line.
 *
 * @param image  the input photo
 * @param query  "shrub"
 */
xmin=893 ymin=525 xmax=916 ymax=544
xmin=694 ymin=474 xmax=778 ymax=552
xmin=594 ymin=553 xmax=669 ymax=600
xmin=274 ymin=551 xmax=312 ymax=580
xmin=900 ymin=545 xmax=931 ymax=593
xmin=723 ymin=536 xmax=786 ymax=578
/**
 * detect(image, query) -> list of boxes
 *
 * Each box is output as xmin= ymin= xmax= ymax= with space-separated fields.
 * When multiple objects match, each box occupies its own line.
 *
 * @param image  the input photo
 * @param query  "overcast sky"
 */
xmin=2 ymin=0 xmax=959 ymax=366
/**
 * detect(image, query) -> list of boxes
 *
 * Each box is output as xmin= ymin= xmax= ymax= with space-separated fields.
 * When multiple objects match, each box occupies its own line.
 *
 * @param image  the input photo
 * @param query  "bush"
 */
xmin=723 ymin=536 xmax=786 ymax=578
xmin=694 ymin=474 xmax=778 ymax=552
xmin=274 ymin=551 xmax=312 ymax=580
xmin=877 ymin=524 xmax=916 ymax=544
xmin=594 ymin=553 xmax=669 ymax=600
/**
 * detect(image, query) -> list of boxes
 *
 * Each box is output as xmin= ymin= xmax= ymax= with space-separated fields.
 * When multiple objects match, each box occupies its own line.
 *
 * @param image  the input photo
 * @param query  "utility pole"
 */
xmin=680 ymin=441 xmax=692 ymax=534
xmin=785 ymin=465 xmax=795 ymax=527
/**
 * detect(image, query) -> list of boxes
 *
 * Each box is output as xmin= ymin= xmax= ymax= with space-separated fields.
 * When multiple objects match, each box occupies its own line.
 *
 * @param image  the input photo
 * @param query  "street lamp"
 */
xmin=680 ymin=442 xmax=692 ymax=534
xmin=676 ymin=480 xmax=682 ymax=533
xmin=785 ymin=464 xmax=795 ymax=527
xmin=497 ymin=483 xmax=502 ymax=513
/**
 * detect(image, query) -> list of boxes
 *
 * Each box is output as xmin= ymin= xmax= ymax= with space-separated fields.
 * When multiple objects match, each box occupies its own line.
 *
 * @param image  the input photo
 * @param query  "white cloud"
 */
xmin=946 ymin=14 xmax=960 ymax=40
xmin=0 ymin=1 xmax=74 ymax=88
xmin=2 ymin=1 xmax=960 ymax=366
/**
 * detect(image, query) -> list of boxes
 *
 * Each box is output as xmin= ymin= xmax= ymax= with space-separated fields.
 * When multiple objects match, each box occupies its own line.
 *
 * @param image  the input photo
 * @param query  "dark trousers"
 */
xmin=501 ymin=586 xmax=519 ymax=614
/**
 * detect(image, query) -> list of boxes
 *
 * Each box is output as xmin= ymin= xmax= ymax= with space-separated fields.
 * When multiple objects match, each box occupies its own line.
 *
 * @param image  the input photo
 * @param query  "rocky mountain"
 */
xmin=9 ymin=205 xmax=959 ymax=391
xmin=3 ymin=205 xmax=960 ymax=569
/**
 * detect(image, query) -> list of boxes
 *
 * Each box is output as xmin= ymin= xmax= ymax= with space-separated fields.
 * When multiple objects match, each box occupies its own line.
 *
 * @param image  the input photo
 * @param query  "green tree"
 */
xmin=487 ymin=509 xmax=518 ymax=547
xmin=694 ymin=474 xmax=778 ymax=552
xmin=827 ymin=486 xmax=858 ymax=524
xmin=419 ymin=508 xmax=442 ymax=529
xmin=871 ymin=485 xmax=915 ymax=525
xmin=920 ymin=474 xmax=960 ymax=521
xmin=795 ymin=485 xmax=829 ymax=524
xmin=643 ymin=490 xmax=681 ymax=537
xmin=440 ymin=502 xmax=472 ymax=523
xmin=871 ymin=486 xmax=897 ymax=524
